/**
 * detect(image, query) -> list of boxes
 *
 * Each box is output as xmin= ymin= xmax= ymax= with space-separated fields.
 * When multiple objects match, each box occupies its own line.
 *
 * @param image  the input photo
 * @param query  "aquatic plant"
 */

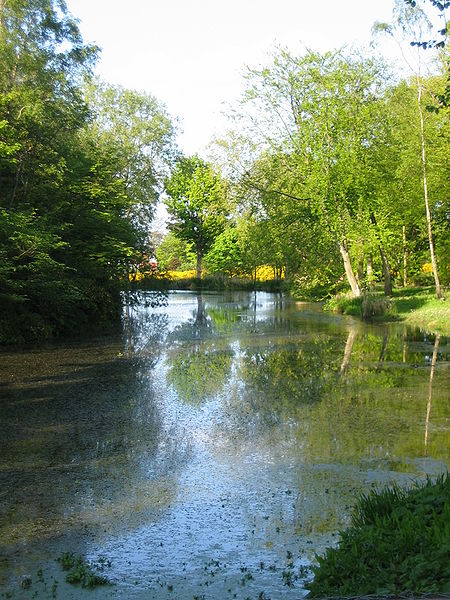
xmin=58 ymin=552 xmax=111 ymax=588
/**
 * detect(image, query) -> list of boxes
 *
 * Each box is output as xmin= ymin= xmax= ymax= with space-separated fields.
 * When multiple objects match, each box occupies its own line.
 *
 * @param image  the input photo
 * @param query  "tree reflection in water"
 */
xmin=424 ymin=333 xmax=440 ymax=456
xmin=166 ymin=295 xmax=234 ymax=405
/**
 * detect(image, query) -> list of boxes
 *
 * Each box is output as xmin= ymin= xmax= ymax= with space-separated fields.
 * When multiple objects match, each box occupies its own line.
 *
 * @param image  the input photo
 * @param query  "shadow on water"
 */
xmin=0 ymin=305 xmax=189 ymax=590
xmin=0 ymin=291 xmax=448 ymax=598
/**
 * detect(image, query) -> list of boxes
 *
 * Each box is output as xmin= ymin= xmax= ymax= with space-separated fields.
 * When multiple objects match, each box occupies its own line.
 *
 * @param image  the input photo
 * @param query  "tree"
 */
xmin=83 ymin=80 xmax=177 ymax=253
xmin=155 ymin=231 xmax=196 ymax=271
xmin=204 ymin=227 xmax=243 ymax=278
xmin=0 ymin=0 xmax=176 ymax=342
xmin=404 ymin=0 xmax=449 ymax=49
xmin=164 ymin=156 xmax=228 ymax=278
xmin=374 ymin=0 xmax=445 ymax=297
xmin=228 ymin=49 xmax=392 ymax=297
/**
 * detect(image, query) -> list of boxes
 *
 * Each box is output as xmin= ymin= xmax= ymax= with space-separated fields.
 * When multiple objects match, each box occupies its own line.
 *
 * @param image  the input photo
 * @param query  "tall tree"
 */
xmin=0 ymin=0 xmax=176 ymax=342
xmin=374 ymin=0 xmax=445 ymax=297
xmin=83 ymin=80 xmax=177 ymax=250
xmin=230 ymin=49 xmax=391 ymax=297
xmin=164 ymin=156 xmax=228 ymax=278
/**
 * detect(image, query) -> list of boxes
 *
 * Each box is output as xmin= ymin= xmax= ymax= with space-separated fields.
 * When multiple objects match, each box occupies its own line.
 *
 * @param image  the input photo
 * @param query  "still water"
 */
xmin=0 ymin=291 xmax=449 ymax=599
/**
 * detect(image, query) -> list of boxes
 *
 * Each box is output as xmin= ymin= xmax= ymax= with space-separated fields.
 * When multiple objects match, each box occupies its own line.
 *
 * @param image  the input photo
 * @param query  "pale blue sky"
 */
xmin=66 ymin=0 xmax=400 ymax=156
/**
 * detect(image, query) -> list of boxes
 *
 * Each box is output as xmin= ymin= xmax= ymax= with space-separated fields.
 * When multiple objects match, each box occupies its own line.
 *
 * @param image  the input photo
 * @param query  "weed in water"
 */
xmin=20 ymin=575 xmax=32 ymax=589
xmin=58 ymin=552 xmax=110 ymax=588
xmin=298 ymin=564 xmax=311 ymax=578
xmin=282 ymin=570 xmax=294 ymax=587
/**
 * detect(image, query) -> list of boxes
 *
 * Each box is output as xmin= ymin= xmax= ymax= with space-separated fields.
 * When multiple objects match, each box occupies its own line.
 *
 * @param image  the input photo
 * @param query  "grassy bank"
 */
xmin=306 ymin=474 xmax=450 ymax=598
xmin=325 ymin=287 xmax=450 ymax=336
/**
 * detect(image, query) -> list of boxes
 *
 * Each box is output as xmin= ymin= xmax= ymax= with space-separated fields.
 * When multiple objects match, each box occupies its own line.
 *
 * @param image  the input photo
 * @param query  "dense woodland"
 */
xmin=0 ymin=0 xmax=449 ymax=343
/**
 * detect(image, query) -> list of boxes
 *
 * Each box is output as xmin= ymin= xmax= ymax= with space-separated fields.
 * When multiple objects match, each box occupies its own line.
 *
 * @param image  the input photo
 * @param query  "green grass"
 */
xmin=325 ymin=286 xmax=450 ymax=335
xmin=392 ymin=287 xmax=450 ymax=334
xmin=306 ymin=473 xmax=450 ymax=598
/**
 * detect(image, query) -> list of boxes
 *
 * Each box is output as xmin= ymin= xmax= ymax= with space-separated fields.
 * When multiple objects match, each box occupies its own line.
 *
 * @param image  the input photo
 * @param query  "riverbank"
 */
xmin=324 ymin=287 xmax=450 ymax=336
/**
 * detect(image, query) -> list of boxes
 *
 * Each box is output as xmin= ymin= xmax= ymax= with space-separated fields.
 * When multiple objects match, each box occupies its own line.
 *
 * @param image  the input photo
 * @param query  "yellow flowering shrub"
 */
xmin=420 ymin=263 xmax=433 ymax=274
xmin=130 ymin=266 xmax=285 ymax=282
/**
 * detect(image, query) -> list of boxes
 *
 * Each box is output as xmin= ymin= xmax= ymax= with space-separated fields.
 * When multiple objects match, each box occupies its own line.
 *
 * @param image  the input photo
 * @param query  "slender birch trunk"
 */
xmin=357 ymin=257 xmax=364 ymax=287
xmin=379 ymin=245 xmax=392 ymax=297
xmin=417 ymin=74 xmax=442 ymax=298
xmin=367 ymin=255 xmax=374 ymax=291
xmin=403 ymin=225 xmax=408 ymax=288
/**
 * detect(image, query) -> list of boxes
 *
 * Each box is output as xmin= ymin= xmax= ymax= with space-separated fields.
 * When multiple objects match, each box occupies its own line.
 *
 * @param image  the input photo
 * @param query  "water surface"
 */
xmin=1 ymin=291 xmax=448 ymax=599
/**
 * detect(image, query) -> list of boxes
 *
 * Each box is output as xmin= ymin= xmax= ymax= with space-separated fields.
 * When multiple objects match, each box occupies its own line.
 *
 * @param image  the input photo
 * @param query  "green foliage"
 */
xmin=0 ymin=0 xmax=176 ymax=343
xmin=83 ymin=79 xmax=176 ymax=247
xmin=204 ymin=227 xmax=243 ymax=276
xmin=156 ymin=232 xmax=196 ymax=271
xmin=220 ymin=36 xmax=449 ymax=300
xmin=306 ymin=474 xmax=450 ymax=597
xmin=164 ymin=155 xmax=228 ymax=277
xmin=58 ymin=553 xmax=110 ymax=588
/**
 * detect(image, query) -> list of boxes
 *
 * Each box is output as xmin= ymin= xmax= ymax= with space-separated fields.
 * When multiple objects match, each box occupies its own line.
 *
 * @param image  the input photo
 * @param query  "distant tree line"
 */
xmin=1 ymin=0 xmax=448 ymax=343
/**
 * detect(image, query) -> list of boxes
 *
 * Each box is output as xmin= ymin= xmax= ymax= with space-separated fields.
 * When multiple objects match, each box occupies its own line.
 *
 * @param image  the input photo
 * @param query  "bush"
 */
xmin=306 ymin=474 xmax=450 ymax=597
xmin=324 ymin=292 xmax=391 ymax=321
xmin=361 ymin=294 xmax=391 ymax=320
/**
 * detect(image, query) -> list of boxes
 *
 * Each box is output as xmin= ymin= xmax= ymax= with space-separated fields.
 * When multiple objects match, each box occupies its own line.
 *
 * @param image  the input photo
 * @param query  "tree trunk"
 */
xmin=376 ymin=332 xmax=390 ymax=374
xmin=196 ymin=248 xmax=202 ymax=279
xmin=337 ymin=238 xmax=361 ymax=297
xmin=403 ymin=225 xmax=407 ymax=288
xmin=195 ymin=294 xmax=206 ymax=325
xmin=357 ymin=257 xmax=364 ymax=287
xmin=368 ymin=211 xmax=392 ymax=295
xmin=417 ymin=74 xmax=442 ymax=299
xmin=379 ymin=245 xmax=392 ymax=296
xmin=367 ymin=255 xmax=374 ymax=291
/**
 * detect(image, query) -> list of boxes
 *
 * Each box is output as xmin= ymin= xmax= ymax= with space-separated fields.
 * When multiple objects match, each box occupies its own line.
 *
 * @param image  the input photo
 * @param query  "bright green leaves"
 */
xmin=164 ymin=155 xmax=228 ymax=278
xmin=204 ymin=227 xmax=243 ymax=277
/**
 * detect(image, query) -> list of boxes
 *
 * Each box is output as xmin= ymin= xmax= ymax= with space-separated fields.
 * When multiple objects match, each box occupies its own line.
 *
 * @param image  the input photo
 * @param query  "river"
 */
xmin=0 ymin=291 xmax=448 ymax=599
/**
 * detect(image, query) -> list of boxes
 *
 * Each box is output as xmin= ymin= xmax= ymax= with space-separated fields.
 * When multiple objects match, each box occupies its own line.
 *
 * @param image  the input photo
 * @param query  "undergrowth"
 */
xmin=306 ymin=473 xmax=450 ymax=597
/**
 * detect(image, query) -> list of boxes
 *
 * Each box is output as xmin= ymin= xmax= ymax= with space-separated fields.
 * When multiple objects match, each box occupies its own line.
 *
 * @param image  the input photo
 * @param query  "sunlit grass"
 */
xmin=392 ymin=287 xmax=449 ymax=335
xmin=325 ymin=287 xmax=449 ymax=335
xmin=307 ymin=474 xmax=450 ymax=597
